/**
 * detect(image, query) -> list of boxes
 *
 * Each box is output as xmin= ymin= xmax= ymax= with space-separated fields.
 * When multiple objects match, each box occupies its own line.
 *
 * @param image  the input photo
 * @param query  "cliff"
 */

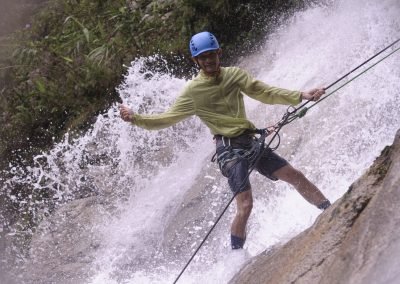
xmin=229 ymin=129 xmax=400 ymax=284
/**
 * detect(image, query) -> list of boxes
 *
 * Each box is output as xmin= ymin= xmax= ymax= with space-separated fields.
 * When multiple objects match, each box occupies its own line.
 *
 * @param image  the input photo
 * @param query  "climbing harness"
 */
xmin=173 ymin=37 xmax=400 ymax=284
xmin=211 ymin=129 xmax=276 ymax=182
xmin=173 ymin=128 xmax=271 ymax=284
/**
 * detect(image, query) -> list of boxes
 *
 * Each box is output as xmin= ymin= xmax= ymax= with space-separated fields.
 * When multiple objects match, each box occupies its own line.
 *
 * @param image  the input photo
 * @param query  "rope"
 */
xmin=173 ymin=128 xmax=285 ymax=284
xmin=173 ymin=129 xmax=269 ymax=283
xmin=172 ymin=37 xmax=400 ymax=283
xmin=306 ymin=43 xmax=400 ymax=113
xmin=281 ymin=37 xmax=400 ymax=125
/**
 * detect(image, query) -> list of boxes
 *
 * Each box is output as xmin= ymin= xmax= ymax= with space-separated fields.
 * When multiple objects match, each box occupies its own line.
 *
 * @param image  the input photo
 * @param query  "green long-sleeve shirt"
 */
xmin=132 ymin=66 xmax=302 ymax=137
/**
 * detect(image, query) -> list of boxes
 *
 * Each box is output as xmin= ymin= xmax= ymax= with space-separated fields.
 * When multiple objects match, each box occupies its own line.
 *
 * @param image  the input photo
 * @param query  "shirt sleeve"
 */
xmin=132 ymin=89 xmax=195 ymax=130
xmin=235 ymin=67 xmax=302 ymax=105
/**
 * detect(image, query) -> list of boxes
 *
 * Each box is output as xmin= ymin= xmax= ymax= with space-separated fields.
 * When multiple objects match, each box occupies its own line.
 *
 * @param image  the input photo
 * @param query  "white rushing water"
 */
xmin=3 ymin=0 xmax=399 ymax=283
xmin=90 ymin=0 xmax=400 ymax=281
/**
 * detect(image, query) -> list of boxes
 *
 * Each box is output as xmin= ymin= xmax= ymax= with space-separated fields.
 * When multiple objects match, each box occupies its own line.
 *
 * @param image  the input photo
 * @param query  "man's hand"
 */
xmin=119 ymin=104 xmax=134 ymax=122
xmin=301 ymin=88 xmax=325 ymax=101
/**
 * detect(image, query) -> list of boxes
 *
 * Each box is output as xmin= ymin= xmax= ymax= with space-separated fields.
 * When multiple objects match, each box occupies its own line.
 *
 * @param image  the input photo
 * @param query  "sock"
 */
xmin=317 ymin=199 xmax=331 ymax=210
xmin=231 ymin=235 xmax=246 ymax=249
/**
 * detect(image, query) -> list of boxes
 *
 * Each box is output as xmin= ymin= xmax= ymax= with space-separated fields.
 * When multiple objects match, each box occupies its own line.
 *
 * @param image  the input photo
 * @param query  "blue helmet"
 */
xmin=189 ymin=31 xmax=220 ymax=57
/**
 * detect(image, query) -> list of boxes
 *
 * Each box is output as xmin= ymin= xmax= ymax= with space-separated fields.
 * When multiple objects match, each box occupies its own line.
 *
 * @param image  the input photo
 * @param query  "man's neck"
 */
xmin=202 ymin=67 xmax=221 ymax=78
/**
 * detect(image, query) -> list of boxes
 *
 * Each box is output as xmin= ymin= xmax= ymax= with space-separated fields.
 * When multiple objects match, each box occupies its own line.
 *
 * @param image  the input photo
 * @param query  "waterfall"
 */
xmin=2 ymin=0 xmax=400 ymax=283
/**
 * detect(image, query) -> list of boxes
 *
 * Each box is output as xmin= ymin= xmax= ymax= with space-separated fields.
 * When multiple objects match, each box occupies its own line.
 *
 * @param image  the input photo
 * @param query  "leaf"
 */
xmin=61 ymin=56 xmax=74 ymax=63
xmin=83 ymin=28 xmax=90 ymax=43
xmin=36 ymin=80 xmax=46 ymax=93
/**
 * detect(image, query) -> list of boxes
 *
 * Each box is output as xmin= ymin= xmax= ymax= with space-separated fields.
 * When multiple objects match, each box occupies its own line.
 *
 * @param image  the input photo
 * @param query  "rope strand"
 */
xmin=282 ymin=38 xmax=400 ymax=125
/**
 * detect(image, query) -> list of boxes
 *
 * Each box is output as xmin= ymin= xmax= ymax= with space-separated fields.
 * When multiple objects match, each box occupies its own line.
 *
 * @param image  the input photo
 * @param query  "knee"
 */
xmin=238 ymin=199 xmax=253 ymax=217
xmin=293 ymin=168 xmax=306 ymax=181
xmin=285 ymin=167 xmax=307 ymax=187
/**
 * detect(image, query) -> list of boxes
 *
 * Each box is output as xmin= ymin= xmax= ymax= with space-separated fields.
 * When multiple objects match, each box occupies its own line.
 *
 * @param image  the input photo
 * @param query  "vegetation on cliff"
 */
xmin=0 ymin=0 xmax=309 ymax=166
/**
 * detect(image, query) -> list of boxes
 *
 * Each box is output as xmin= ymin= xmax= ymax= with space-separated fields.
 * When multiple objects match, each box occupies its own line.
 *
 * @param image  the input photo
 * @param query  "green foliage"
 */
xmin=0 ymin=0 xmax=309 ymax=165
xmin=0 ymin=0 xmax=303 ymax=167
xmin=0 ymin=0 xmax=314 ymax=259
xmin=1 ymin=0 xmax=140 ymax=158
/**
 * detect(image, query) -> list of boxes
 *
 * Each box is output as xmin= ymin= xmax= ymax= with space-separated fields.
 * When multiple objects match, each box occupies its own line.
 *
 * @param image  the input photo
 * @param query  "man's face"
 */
xmin=195 ymin=49 xmax=221 ymax=75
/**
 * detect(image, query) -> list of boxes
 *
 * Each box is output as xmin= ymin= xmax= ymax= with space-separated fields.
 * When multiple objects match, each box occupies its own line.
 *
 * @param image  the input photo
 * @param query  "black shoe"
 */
xmin=317 ymin=200 xmax=331 ymax=210
xmin=231 ymin=234 xmax=246 ymax=249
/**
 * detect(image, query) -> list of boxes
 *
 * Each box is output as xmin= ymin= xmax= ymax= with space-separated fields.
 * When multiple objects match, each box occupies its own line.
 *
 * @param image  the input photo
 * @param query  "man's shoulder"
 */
xmin=221 ymin=66 xmax=250 ymax=82
xmin=221 ymin=66 xmax=248 ymax=78
xmin=222 ymin=66 xmax=243 ymax=73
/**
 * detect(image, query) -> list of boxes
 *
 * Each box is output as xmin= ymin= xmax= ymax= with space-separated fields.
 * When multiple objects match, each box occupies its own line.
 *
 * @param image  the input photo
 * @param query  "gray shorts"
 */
xmin=215 ymin=134 xmax=288 ymax=194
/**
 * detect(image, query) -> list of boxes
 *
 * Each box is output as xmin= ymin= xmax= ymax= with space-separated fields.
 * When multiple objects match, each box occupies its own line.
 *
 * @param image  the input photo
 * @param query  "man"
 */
xmin=119 ymin=31 xmax=331 ymax=250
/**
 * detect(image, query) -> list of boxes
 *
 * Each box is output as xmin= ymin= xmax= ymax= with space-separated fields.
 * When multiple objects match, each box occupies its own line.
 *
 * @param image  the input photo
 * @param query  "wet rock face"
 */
xmin=23 ymin=197 xmax=106 ymax=283
xmin=229 ymin=129 xmax=400 ymax=284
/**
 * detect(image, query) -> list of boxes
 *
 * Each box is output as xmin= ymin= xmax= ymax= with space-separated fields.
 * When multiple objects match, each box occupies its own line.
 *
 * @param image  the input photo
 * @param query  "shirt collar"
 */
xmin=198 ymin=67 xmax=224 ymax=82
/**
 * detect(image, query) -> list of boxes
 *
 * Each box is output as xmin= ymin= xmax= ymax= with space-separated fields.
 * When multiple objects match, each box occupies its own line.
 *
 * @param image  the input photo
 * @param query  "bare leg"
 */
xmin=231 ymin=187 xmax=253 ymax=239
xmin=273 ymin=164 xmax=328 ymax=207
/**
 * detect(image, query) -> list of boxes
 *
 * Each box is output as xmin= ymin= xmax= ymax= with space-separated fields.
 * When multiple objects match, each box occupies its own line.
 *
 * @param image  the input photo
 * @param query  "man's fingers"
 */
xmin=119 ymin=105 xmax=134 ymax=122
xmin=302 ymin=88 xmax=325 ymax=101
xmin=313 ymin=89 xmax=325 ymax=101
xmin=119 ymin=105 xmax=129 ymax=115
xmin=119 ymin=105 xmax=128 ymax=120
